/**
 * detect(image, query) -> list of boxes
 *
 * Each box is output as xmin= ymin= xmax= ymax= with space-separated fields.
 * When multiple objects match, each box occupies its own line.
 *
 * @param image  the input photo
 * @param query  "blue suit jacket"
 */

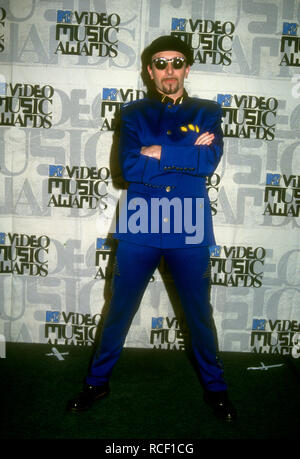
xmin=114 ymin=90 xmax=223 ymax=248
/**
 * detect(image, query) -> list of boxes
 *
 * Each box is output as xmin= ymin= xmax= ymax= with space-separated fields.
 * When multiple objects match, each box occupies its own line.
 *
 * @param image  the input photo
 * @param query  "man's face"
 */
xmin=147 ymin=50 xmax=190 ymax=100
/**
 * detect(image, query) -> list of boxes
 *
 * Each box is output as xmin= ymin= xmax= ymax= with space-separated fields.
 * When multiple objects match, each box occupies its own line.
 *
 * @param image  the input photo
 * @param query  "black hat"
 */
xmin=144 ymin=35 xmax=193 ymax=66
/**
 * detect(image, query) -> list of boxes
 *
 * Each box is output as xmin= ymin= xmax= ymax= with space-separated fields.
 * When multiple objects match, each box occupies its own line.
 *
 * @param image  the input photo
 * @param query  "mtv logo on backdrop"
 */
xmin=282 ymin=22 xmax=297 ymax=35
xmin=46 ymin=311 xmax=60 ymax=323
xmin=152 ymin=317 xmax=164 ymax=329
xmin=252 ymin=319 xmax=266 ymax=330
xmin=102 ymin=88 xmax=118 ymax=101
xmin=171 ymin=18 xmax=187 ymax=31
xmin=57 ymin=10 xmax=72 ymax=23
xmin=0 ymin=82 xmax=7 ymax=95
xmin=49 ymin=165 xmax=64 ymax=177
xmin=96 ymin=238 xmax=110 ymax=250
xmin=209 ymin=245 xmax=221 ymax=257
xmin=266 ymin=173 xmax=281 ymax=186
xmin=217 ymin=94 xmax=232 ymax=107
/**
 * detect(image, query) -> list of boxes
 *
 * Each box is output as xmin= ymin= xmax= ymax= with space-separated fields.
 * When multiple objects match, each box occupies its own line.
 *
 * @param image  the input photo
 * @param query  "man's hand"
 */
xmin=194 ymin=132 xmax=215 ymax=145
xmin=140 ymin=133 xmax=214 ymax=160
xmin=140 ymin=145 xmax=161 ymax=160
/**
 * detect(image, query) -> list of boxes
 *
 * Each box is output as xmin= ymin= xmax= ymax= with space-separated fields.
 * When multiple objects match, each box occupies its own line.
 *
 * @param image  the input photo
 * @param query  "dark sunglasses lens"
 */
xmin=173 ymin=58 xmax=184 ymax=69
xmin=154 ymin=59 xmax=167 ymax=69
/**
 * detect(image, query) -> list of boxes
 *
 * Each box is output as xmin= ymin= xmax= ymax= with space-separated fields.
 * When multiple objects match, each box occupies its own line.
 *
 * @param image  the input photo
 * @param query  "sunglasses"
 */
xmin=152 ymin=57 xmax=186 ymax=70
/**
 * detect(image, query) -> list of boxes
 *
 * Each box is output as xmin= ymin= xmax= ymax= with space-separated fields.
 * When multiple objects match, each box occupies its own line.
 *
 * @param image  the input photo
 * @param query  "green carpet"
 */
xmin=0 ymin=343 xmax=299 ymax=441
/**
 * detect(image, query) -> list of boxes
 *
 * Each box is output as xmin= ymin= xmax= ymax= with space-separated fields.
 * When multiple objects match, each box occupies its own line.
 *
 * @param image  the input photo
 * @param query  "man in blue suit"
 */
xmin=67 ymin=35 xmax=237 ymax=421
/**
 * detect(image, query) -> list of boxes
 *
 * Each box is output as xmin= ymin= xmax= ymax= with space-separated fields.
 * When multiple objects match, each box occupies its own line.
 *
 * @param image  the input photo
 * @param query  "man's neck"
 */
xmin=148 ymin=88 xmax=188 ymax=105
xmin=159 ymin=88 xmax=184 ymax=102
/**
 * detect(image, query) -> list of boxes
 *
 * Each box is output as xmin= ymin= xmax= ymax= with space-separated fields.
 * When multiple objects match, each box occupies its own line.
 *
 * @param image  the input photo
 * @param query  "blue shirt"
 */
xmin=114 ymin=90 xmax=223 ymax=248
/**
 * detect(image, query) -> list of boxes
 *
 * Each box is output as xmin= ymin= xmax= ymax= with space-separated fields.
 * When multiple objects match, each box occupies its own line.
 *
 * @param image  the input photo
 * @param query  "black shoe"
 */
xmin=204 ymin=390 xmax=237 ymax=422
xmin=67 ymin=383 xmax=110 ymax=412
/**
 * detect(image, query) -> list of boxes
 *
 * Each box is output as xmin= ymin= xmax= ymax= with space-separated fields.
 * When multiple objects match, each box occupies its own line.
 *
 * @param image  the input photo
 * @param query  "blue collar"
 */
xmin=147 ymin=89 xmax=189 ymax=105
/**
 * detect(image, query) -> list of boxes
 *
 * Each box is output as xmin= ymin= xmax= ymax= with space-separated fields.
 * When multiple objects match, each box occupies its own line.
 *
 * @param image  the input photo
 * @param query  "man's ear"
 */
xmin=147 ymin=64 xmax=154 ymax=80
xmin=185 ymin=65 xmax=191 ymax=78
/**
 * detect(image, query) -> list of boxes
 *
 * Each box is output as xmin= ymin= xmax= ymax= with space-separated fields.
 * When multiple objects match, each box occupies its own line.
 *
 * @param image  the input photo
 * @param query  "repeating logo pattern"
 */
xmin=0 ymin=2 xmax=299 ymax=355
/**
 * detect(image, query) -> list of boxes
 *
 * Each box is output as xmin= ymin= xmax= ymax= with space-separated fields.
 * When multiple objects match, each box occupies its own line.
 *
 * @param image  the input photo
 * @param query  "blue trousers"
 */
xmin=86 ymin=240 xmax=227 ymax=392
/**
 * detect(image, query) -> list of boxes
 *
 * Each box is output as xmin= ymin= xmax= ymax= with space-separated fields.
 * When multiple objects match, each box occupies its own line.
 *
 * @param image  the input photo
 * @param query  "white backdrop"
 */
xmin=1 ymin=0 xmax=300 ymax=358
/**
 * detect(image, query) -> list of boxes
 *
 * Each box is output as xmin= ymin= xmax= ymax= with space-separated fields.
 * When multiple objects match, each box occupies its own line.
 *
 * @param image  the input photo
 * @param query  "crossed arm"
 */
xmin=119 ymin=103 xmax=223 ymax=182
xmin=140 ymin=132 xmax=215 ymax=160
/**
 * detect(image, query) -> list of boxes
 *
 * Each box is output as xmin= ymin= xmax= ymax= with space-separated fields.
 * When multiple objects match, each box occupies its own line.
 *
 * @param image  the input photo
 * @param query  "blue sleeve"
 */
xmin=118 ymin=105 xmax=161 ymax=183
xmin=119 ymin=102 xmax=223 ymax=183
xmin=159 ymin=104 xmax=223 ymax=177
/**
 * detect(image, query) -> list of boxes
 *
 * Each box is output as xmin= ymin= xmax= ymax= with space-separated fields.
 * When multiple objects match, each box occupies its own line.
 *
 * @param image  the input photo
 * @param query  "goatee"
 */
xmin=162 ymin=81 xmax=179 ymax=95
